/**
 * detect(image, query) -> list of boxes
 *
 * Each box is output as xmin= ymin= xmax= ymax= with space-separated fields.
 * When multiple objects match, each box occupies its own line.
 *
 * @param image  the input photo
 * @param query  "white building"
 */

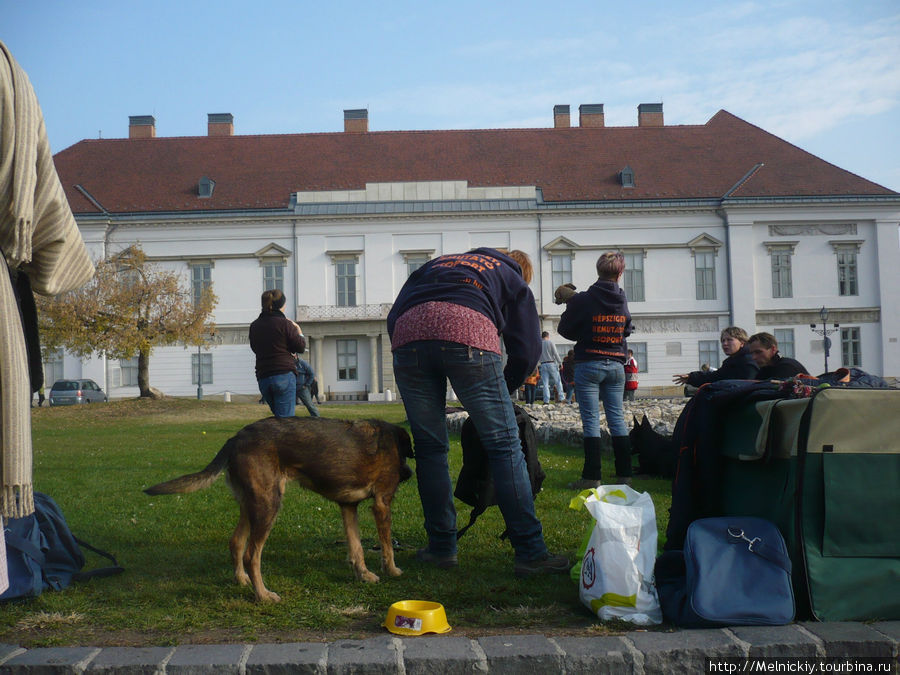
xmin=51 ymin=104 xmax=900 ymax=398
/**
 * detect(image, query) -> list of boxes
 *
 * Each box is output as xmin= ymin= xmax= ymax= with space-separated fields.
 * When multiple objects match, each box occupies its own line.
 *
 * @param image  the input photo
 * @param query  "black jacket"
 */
xmin=686 ymin=345 xmax=758 ymax=387
xmin=757 ymin=354 xmax=809 ymax=380
xmin=557 ymin=279 xmax=632 ymax=364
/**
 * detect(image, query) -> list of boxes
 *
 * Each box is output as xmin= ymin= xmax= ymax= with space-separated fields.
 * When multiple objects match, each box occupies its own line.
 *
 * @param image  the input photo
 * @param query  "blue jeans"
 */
xmin=258 ymin=371 xmax=297 ymax=418
xmin=297 ymin=385 xmax=320 ymax=417
xmin=574 ymin=360 xmax=628 ymax=437
xmin=539 ymin=362 xmax=564 ymax=403
xmin=393 ymin=340 xmax=548 ymax=561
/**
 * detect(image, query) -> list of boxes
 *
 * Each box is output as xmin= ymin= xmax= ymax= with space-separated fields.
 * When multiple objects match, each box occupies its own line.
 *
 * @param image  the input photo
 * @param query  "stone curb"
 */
xmin=1 ymin=622 xmax=897 ymax=674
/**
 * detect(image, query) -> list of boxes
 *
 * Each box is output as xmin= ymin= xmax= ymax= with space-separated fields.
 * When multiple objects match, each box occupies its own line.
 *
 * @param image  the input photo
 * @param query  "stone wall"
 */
xmin=447 ymin=398 xmax=688 ymax=448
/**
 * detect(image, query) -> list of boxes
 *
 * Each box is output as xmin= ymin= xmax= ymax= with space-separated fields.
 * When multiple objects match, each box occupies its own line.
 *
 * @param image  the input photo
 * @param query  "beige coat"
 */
xmin=1 ymin=41 xmax=94 ymax=518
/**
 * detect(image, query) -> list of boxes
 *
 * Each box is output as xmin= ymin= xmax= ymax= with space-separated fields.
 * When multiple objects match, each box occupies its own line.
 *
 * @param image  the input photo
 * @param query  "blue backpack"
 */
xmin=2 ymin=492 xmax=123 ymax=601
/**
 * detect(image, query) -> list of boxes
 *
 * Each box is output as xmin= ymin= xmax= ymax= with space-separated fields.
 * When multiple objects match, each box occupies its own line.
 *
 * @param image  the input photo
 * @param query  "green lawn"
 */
xmin=2 ymin=398 xmax=672 ymax=646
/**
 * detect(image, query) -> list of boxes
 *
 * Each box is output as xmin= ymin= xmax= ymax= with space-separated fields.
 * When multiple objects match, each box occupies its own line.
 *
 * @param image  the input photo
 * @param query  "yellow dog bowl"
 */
xmin=384 ymin=600 xmax=451 ymax=636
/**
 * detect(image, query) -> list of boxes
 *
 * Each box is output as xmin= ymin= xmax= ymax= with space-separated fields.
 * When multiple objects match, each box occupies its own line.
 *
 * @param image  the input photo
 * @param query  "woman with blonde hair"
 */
xmin=558 ymin=251 xmax=634 ymax=487
xmin=672 ymin=326 xmax=758 ymax=388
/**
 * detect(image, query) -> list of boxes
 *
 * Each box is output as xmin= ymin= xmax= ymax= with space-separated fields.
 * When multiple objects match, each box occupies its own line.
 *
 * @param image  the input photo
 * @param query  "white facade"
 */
xmin=62 ymin=181 xmax=900 ymax=398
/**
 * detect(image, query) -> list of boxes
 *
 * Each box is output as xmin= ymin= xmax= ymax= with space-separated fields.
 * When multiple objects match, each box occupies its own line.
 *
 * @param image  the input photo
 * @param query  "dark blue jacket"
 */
xmin=387 ymin=248 xmax=541 ymax=391
xmin=557 ymin=279 xmax=632 ymax=364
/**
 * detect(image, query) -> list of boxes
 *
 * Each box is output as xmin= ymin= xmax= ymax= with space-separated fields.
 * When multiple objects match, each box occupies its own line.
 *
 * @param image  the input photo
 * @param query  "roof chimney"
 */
xmin=638 ymin=103 xmax=664 ymax=127
xmin=579 ymin=104 xmax=605 ymax=128
xmin=208 ymin=113 xmax=234 ymax=136
xmin=128 ymin=115 xmax=156 ymax=139
xmin=553 ymin=104 xmax=571 ymax=128
xmin=344 ymin=108 xmax=368 ymax=133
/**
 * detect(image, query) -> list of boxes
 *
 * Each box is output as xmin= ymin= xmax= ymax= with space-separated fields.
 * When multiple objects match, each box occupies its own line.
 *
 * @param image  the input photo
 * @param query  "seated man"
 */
xmin=747 ymin=332 xmax=809 ymax=380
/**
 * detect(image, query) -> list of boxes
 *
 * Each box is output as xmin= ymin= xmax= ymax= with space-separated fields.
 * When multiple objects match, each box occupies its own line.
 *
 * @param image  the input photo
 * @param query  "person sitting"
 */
xmin=673 ymin=326 xmax=758 ymax=388
xmin=294 ymin=357 xmax=321 ymax=417
xmin=747 ymin=332 xmax=809 ymax=380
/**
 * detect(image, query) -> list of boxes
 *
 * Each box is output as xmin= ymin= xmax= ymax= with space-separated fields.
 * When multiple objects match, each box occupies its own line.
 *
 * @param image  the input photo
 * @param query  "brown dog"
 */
xmin=145 ymin=416 xmax=414 ymax=602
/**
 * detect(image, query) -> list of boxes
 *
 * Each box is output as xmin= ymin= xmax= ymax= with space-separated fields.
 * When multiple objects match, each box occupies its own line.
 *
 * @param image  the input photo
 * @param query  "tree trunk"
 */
xmin=138 ymin=347 xmax=152 ymax=398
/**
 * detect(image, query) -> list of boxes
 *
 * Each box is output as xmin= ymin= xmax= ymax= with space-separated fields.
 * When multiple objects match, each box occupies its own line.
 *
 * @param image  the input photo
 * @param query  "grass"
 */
xmin=2 ymin=398 xmax=673 ymax=647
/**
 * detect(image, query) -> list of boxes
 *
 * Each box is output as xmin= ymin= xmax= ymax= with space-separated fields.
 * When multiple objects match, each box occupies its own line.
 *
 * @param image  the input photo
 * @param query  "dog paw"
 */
xmin=235 ymin=572 xmax=251 ymax=586
xmin=360 ymin=570 xmax=380 ymax=583
xmin=257 ymin=590 xmax=281 ymax=603
xmin=386 ymin=566 xmax=403 ymax=578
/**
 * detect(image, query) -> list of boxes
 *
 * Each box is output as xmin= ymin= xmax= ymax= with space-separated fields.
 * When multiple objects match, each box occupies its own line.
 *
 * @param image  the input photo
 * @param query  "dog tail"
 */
xmin=144 ymin=437 xmax=234 ymax=495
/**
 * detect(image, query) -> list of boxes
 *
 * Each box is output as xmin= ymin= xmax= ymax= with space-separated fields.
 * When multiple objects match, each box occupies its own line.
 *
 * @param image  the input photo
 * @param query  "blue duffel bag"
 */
xmin=655 ymin=516 xmax=795 ymax=627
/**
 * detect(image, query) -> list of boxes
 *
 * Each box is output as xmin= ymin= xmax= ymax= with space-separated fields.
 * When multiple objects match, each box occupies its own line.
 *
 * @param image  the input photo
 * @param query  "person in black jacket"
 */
xmin=249 ymin=289 xmax=306 ymax=418
xmin=673 ymin=326 xmax=758 ymax=388
xmin=747 ymin=332 xmax=809 ymax=380
xmin=557 ymin=251 xmax=635 ymax=488
xmin=388 ymin=248 xmax=568 ymax=578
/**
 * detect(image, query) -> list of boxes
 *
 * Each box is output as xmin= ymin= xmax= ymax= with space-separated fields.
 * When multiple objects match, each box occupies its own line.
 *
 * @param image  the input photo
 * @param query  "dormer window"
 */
xmin=198 ymin=176 xmax=215 ymax=198
xmin=620 ymin=166 xmax=635 ymax=188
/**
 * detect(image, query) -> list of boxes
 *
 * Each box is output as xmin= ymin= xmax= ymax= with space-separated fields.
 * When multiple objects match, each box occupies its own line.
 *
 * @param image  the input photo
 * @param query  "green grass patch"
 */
xmin=2 ymin=399 xmax=672 ymax=646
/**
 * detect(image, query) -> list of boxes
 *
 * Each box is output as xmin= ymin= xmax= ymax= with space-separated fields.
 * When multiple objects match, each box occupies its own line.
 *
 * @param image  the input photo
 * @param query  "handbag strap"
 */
xmin=727 ymin=526 xmax=791 ymax=574
xmin=4 ymin=528 xmax=46 ymax=567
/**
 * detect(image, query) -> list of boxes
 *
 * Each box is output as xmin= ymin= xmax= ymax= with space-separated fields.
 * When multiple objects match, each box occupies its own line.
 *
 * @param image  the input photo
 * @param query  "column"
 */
xmin=368 ymin=334 xmax=380 ymax=395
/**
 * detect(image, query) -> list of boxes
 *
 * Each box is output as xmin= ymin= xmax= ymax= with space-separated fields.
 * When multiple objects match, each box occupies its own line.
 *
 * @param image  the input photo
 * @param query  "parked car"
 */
xmin=48 ymin=379 xmax=108 ymax=406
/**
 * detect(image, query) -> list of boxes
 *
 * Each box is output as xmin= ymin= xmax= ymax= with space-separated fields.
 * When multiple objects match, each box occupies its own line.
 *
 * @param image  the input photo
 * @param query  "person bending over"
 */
xmin=387 ymin=248 xmax=569 ymax=578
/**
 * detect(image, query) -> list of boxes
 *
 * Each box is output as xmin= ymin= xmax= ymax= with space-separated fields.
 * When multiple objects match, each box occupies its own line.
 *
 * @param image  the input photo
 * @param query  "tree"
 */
xmin=37 ymin=246 xmax=217 ymax=398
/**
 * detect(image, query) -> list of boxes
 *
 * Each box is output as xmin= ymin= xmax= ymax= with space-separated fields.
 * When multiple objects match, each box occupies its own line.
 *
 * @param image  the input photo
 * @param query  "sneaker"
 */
xmin=613 ymin=476 xmax=633 ymax=487
xmin=415 ymin=548 xmax=458 ymax=569
xmin=566 ymin=478 xmax=602 ymax=490
xmin=515 ymin=552 xmax=570 ymax=578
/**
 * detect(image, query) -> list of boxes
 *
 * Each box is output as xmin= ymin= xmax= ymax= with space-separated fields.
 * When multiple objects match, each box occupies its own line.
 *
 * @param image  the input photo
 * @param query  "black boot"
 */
xmin=612 ymin=435 xmax=633 ymax=486
xmin=568 ymin=436 xmax=603 ymax=489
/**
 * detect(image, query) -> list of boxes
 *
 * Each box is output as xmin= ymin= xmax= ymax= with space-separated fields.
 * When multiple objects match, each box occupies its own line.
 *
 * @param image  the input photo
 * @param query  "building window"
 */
xmin=335 ymin=258 xmax=358 ymax=307
xmin=623 ymin=252 xmax=644 ymax=302
xmin=699 ymin=340 xmax=720 ymax=370
xmin=337 ymin=339 xmax=358 ymax=380
xmin=406 ymin=255 xmax=429 ymax=277
xmin=191 ymin=353 xmax=213 ymax=385
xmin=263 ymin=262 xmax=284 ymax=292
xmin=190 ymin=263 xmax=212 ymax=306
xmin=43 ymin=349 xmax=64 ymax=388
xmin=629 ymin=341 xmax=648 ymax=372
xmin=837 ymin=250 xmax=858 ymax=296
xmin=774 ymin=329 xmax=796 ymax=359
xmin=771 ymin=249 xmax=793 ymax=298
xmin=120 ymin=357 xmax=139 ymax=386
xmin=550 ymin=254 xmax=572 ymax=289
xmin=841 ymin=327 xmax=861 ymax=368
xmin=694 ymin=251 xmax=716 ymax=300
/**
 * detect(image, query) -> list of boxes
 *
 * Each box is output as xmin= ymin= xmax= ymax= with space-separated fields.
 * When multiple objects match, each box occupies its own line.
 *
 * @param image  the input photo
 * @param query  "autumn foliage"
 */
xmin=37 ymin=246 xmax=217 ymax=397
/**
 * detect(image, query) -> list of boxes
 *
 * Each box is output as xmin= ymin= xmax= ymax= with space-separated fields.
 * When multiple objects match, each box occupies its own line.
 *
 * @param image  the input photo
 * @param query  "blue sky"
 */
xmin=4 ymin=0 xmax=899 ymax=191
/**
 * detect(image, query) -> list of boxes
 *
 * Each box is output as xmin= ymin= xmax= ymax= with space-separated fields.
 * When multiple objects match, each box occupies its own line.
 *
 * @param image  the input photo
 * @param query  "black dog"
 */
xmin=629 ymin=415 xmax=678 ymax=478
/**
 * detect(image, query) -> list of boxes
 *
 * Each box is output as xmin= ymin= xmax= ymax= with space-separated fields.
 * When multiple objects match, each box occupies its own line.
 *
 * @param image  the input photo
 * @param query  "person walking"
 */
xmin=623 ymin=349 xmax=638 ymax=402
xmin=539 ymin=332 xmax=565 ymax=403
xmin=558 ymin=252 xmax=634 ymax=488
xmin=387 ymin=248 xmax=569 ymax=578
xmin=249 ymin=289 xmax=306 ymax=418
xmin=294 ymin=357 xmax=320 ymax=417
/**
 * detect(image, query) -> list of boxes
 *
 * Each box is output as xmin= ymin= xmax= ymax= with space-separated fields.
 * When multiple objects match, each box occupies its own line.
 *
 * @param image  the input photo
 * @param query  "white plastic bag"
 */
xmin=577 ymin=485 xmax=661 ymax=625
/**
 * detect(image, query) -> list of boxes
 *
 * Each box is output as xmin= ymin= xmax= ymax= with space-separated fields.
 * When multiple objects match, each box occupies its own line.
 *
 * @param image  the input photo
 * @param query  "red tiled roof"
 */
xmin=52 ymin=110 xmax=895 ymax=215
